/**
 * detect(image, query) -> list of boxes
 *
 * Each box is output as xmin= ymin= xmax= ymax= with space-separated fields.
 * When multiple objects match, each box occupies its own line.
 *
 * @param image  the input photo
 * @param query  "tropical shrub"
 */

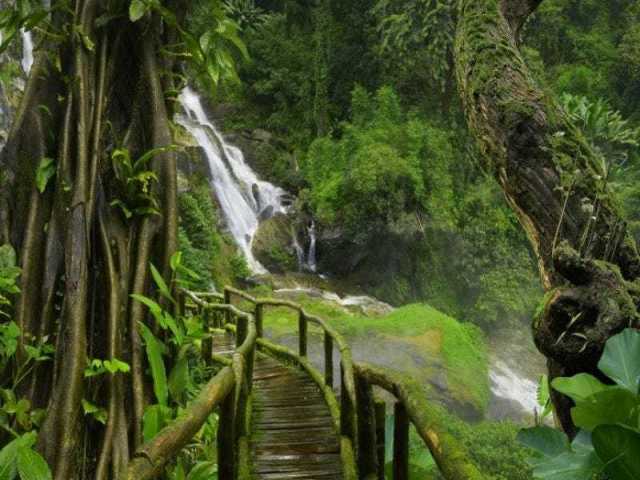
xmin=518 ymin=328 xmax=640 ymax=480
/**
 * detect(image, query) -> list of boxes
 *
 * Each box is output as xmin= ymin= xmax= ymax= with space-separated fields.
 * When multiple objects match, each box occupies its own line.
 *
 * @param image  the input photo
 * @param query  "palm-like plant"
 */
xmin=561 ymin=93 xmax=640 ymax=176
xmin=223 ymin=0 xmax=269 ymax=31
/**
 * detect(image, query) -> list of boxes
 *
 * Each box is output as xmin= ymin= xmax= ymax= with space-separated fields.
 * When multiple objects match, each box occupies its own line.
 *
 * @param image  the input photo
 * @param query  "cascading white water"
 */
xmin=176 ymin=87 xmax=289 ymax=273
xmin=489 ymin=360 xmax=539 ymax=416
xmin=20 ymin=29 xmax=34 ymax=74
xmin=307 ymin=220 xmax=317 ymax=272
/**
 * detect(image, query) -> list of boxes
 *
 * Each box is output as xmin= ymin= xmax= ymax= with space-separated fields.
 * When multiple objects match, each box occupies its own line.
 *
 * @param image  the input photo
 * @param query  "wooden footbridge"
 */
xmin=123 ymin=287 xmax=486 ymax=480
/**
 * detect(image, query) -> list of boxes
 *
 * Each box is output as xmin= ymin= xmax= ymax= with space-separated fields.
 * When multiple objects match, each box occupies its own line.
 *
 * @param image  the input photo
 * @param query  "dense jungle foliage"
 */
xmin=0 ymin=0 xmax=639 ymax=479
xmin=185 ymin=0 xmax=640 ymax=330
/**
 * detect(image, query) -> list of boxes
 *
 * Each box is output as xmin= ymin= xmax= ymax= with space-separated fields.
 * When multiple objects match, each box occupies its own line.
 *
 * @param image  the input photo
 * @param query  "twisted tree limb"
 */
xmin=455 ymin=0 xmax=640 ymax=434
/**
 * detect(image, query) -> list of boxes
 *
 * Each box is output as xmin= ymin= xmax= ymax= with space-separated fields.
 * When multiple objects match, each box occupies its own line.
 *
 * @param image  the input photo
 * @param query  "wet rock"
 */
xmin=258 ymin=205 xmax=274 ymax=222
xmin=252 ymin=213 xmax=298 ymax=273
xmin=176 ymin=146 xmax=210 ymax=179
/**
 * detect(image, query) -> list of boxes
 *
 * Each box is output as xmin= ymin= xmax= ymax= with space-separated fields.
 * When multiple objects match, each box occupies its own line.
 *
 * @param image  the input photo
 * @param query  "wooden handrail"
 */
xmin=224 ymin=287 xmax=359 ymax=451
xmin=123 ymin=286 xmax=485 ymax=480
xmin=123 ymin=366 xmax=235 ymax=480
xmin=354 ymin=362 xmax=487 ymax=480
xmin=122 ymin=289 xmax=257 ymax=480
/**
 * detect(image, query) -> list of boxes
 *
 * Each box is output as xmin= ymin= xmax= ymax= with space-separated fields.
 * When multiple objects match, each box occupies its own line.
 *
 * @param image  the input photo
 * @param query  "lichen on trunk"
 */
xmin=455 ymin=0 xmax=640 ymax=435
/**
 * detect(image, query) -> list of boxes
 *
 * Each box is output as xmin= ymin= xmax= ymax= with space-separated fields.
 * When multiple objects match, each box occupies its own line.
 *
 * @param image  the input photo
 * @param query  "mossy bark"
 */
xmin=455 ymin=0 xmax=640 ymax=434
xmin=0 ymin=2 xmax=180 ymax=477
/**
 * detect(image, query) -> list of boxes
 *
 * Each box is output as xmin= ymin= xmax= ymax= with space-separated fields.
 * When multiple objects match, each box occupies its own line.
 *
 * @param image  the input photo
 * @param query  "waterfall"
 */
xmin=21 ymin=29 xmax=34 ymax=74
xmin=292 ymin=231 xmax=305 ymax=271
xmin=176 ymin=87 xmax=288 ymax=274
xmin=307 ymin=221 xmax=317 ymax=272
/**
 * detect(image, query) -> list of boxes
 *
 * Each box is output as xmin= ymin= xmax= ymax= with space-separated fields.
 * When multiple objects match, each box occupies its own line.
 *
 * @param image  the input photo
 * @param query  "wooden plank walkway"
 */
xmin=250 ymin=356 xmax=343 ymax=480
xmin=209 ymin=332 xmax=343 ymax=479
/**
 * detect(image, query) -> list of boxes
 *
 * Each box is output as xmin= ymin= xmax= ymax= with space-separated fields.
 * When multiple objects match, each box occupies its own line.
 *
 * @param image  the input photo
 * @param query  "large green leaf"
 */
xmin=139 ymin=323 xmax=168 ymax=406
xmin=0 ymin=438 xmax=20 ymax=480
xmin=168 ymin=352 xmax=189 ymax=401
xmin=517 ymin=426 xmax=568 ymax=461
xmin=519 ymin=427 xmax=604 ymax=480
xmin=0 ymin=433 xmax=36 ymax=480
xmin=531 ymin=446 xmax=603 ymax=480
xmin=551 ymin=373 xmax=609 ymax=403
xmin=186 ymin=461 xmax=218 ymax=480
xmin=142 ymin=404 xmax=173 ymax=443
xmin=149 ymin=263 xmax=173 ymax=303
xmin=16 ymin=448 xmax=51 ymax=480
xmin=598 ymin=328 xmax=640 ymax=393
xmin=571 ymin=387 xmax=640 ymax=431
xmin=592 ymin=424 xmax=640 ymax=480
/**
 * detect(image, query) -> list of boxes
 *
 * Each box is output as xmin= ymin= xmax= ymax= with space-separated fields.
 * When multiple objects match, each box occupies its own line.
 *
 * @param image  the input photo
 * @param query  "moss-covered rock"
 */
xmin=252 ymin=213 xmax=298 ymax=273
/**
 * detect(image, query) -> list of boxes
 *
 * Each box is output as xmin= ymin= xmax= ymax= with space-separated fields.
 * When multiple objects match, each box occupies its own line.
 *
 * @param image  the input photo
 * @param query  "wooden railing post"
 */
xmin=201 ymin=309 xmax=213 ymax=366
xmin=298 ymin=310 xmax=307 ymax=357
xmin=340 ymin=364 xmax=355 ymax=441
xmin=255 ymin=303 xmax=263 ymax=338
xmin=356 ymin=373 xmax=378 ymax=478
xmin=375 ymin=400 xmax=386 ymax=480
xmin=218 ymin=393 xmax=236 ymax=480
xmin=236 ymin=314 xmax=247 ymax=348
xmin=393 ymin=402 xmax=409 ymax=480
xmin=224 ymin=288 xmax=231 ymax=325
xmin=324 ymin=332 xmax=333 ymax=388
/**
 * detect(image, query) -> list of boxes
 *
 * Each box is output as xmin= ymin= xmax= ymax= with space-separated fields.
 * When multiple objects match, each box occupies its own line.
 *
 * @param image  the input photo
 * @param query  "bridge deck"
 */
xmin=210 ymin=332 xmax=343 ymax=479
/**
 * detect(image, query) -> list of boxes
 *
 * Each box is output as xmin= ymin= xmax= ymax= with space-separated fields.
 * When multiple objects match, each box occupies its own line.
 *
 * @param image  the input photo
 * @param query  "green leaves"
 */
xmin=81 ymin=399 xmax=108 ymax=425
xmin=84 ymin=358 xmax=130 ymax=377
xmin=517 ymin=426 xmax=568 ymax=460
xmin=518 ymin=428 xmax=603 ymax=480
xmin=570 ymin=387 xmax=640 ymax=431
xmin=598 ymin=328 xmax=640 ymax=393
xmin=142 ymin=404 xmax=172 ymax=443
xmin=0 ymin=432 xmax=51 ymax=480
xmin=139 ymin=322 xmax=168 ymax=406
xmin=592 ymin=425 xmax=640 ymax=480
xmin=150 ymin=263 xmax=172 ymax=303
xmin=521 ymin=328 xmax=640 ymax=480
xmin=35 ymin=158 xmax=56 ymax=194
xmin=110 ymin=146 xmax=176 ymax=220
xmin=16 ymin=447 xmax=51 ymax=480
xmin=168 ymin=352 xmax=189 ymax=401
xmin=185 ymin=461 xmax=218 ymax=480
xmin=129 ymin=0 xmax=148 ymax=22
xmin=0 ymin=2 xmax=48 ymax=56
xmin=0 ymin=245 xmax=21 ymax=318
xmin=551 ymin=373 xmax=608 ymax=403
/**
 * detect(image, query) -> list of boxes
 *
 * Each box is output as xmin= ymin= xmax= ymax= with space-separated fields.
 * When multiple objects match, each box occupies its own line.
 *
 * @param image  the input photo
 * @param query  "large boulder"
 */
xmin=252 ymin=213 xmax=298 ymax=273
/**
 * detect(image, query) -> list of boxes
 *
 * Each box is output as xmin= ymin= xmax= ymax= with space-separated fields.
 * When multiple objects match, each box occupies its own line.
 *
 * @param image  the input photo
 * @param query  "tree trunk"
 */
xmin=455 ymin=0 xmax=640 ymax=435
xmin=0 ymin=2 xmax=178 ymax=477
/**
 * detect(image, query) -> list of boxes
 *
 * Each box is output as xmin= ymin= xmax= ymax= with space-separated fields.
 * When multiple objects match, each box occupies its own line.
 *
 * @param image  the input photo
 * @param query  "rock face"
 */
xmin=252 ymin=213 xmax=298 ymax=273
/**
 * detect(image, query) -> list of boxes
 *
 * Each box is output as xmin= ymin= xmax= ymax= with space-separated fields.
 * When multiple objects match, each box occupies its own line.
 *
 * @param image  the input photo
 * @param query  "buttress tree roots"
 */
xmin=0 ymin=1 xmax=188 ymax=478
xmin=455 ymin=0 xmax=640 ymax=435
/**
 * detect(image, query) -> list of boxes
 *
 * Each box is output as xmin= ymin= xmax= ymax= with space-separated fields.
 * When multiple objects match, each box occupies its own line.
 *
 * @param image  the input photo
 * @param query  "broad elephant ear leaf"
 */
xmin=570 ymin=386 xmax=640 ymax=431
xmin=517 ymin=426 xmax=568 ymax=461
xmin=550 ymin=373 xmax=609 ymax=403
xmin=517 ymin=427 xmax=604 ymax=480
xmin=597 ymin=328 xmax=640 ymax=393
xmin=592 ymin=424 xmax=640 ymax=480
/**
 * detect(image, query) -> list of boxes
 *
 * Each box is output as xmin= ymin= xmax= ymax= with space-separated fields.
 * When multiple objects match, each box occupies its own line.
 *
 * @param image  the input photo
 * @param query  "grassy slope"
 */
xmin=248 ymin=286 xmax=490 ymax=414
